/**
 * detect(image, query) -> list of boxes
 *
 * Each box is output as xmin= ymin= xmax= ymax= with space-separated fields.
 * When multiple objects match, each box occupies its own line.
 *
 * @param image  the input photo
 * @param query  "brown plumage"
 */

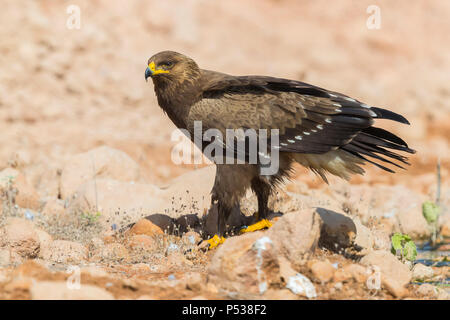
xmin=145 ymin=50 xmax=415 ymax=241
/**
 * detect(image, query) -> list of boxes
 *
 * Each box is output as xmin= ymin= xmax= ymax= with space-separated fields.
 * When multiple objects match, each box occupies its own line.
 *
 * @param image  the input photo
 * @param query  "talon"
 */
xmin=240 ymin=219 xmax=273 ymax=233
xmin=205 ymin=235 xmax=226 ymax=249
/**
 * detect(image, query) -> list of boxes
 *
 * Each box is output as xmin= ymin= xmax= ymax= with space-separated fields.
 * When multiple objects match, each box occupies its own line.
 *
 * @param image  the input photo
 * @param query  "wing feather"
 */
xmin=189 ymin=71 xmax=415 ymax=172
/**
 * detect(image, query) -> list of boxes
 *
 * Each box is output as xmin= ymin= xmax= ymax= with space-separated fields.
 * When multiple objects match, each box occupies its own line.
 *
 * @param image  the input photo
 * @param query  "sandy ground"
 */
xmin=0 ymin=0 xmax=449 ymax=300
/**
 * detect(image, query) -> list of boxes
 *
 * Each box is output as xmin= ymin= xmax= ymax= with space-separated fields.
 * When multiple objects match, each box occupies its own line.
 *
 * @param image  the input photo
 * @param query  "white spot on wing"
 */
xmin=368 ymin=110 xmax=377 ymax=117
xmin=295 ymin=135 xmax=302 ymax=140
xmin=287 ymin=139 xmax=295 ymax=144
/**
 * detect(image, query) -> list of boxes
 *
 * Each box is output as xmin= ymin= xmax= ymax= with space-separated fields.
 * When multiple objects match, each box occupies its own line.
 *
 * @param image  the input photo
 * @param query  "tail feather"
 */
xmin=292 ymin=124 xmax=416 ymax=181
xmin=371 ymin=106 xmax=410 ymax=125
xmin=341 ymin=125 xmax=416 ymax=174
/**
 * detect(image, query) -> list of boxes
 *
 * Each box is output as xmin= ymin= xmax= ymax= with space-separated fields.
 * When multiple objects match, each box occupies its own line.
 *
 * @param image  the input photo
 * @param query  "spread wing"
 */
xmin=187 ymin=71 xmax=415 ymax=172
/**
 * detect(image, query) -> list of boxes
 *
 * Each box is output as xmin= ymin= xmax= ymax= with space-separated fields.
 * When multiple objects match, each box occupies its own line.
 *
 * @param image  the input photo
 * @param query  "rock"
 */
xmin=160 ymin=166 xmax=215 ymax=213
xmin=40 ymin=240 xmax=88 ymax=264
xmin=360 ymin=250 xmax=412 ymax=298
xmin=4 ymin=276 xmax=32 ymax=293
xmin=264 ymin=288 xmax=300 ymax=300
xmin=41 ymin=198 xmax=65 ymax=216
xmin=316 ymin=208 xmax=356 ymax=250
xmin=168 ymin=251 xmax=193 ymax=268
xmin=185 ymin=272 xmax=203 ymax=291
xmin=126 ymin=234 xmax=158 ymax=252
xmin=309 ymin=260 xmax=335 ymax=283
xmin=207 ymin=208 xmax=321 ymax=295
xmin=35 ymin=228 xmax=53 ymax=249
xmin=412 ymin=263 xmax=434 ymax=281
xmin=64 ymin=164 xmax=216 ymax=229
xmin=13 ymin=175 xmax=41 ymax=210
xmin=0 ymin=249 xmax=11 ymax=267
xmin=353 ymin=219 xmax=375 ymax=252
xmin=0 ymin=168 xmax=40 ymax=210
xmin=277 ymin=256 xmax=297 ymax=284
xmin=67 ymin=178 xmax=167 ymax=231
xmin=60 ymin=146 xmax=141 ymax=199
xmin=181 ymin=231 xmax=202 ymax=246
xmin=129 ymin=218 xmax=164 ymax=237
xmin=285 ymin=273 xmax=317 ymax=298
xmin=371 ymin=229 xmax=391 ymax=251
xmin=343 ymin=264 xmax=367 ymax=283
xmin=90 ymin=243 xmax=129 ymax=263
xmin=67 ymin=166 xmax=216 ymax=232
xmin=266 ymin=209 xmax=322 ymax=265
xmin=208 ymin=233 xmax=280 ymax=295
xmin=277 ymin=256 xmax=317 ymax=299
xmin=0 ymin=218 xmax=40 ymax=258
xmin=416 ymin=283 xmax=438 ymax=298
xmin=81 ymin=266 xmax=110 ymax=278
xmin=30 ymin=281 xmax=114 ymax=300
xmin=332 ymin=266 xmax=352 ymax=283
xmin=331 ymin=263 xmax=368 ymax=284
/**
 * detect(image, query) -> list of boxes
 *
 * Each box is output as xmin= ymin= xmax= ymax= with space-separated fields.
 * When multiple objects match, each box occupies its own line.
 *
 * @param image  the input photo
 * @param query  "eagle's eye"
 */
xmin=159 ymin=61 xmax=174 ymax=68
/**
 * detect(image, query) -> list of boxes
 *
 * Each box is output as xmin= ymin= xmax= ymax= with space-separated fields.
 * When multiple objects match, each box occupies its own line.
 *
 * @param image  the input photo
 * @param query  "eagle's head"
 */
xmin=145 ymin=51 xmax=201 ymax=87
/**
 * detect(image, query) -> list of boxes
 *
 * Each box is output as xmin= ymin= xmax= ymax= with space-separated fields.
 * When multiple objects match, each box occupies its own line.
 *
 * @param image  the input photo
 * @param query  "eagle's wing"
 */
xmin=189 ymin=71 xmax=414 ymax=172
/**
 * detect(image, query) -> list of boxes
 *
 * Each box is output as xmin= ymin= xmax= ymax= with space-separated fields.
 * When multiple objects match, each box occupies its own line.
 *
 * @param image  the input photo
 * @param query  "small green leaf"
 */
xmin=422 ymin=201 xmax=440 ymax=224
xmin=403 ymin=240 xmax=417 ymax=262
xmin=391 ymin=232 xmax=417 ymax=262
xmin=391 ymin=233 xmax=404 ymax=252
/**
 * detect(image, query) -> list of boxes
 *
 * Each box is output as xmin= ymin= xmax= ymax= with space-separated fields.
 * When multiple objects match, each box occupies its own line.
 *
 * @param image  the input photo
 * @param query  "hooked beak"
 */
xmin=145 ymin=67 xmax=152 ymax=82
xmin=145 ymin=61 xmax=169 ymax=82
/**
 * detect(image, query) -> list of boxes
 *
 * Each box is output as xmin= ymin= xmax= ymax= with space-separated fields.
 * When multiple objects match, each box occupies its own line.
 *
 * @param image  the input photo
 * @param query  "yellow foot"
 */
xmin=240 ymin=219 xmax=273 ymax=234
xmin=205 ymin=235 xmax=226 ymax=250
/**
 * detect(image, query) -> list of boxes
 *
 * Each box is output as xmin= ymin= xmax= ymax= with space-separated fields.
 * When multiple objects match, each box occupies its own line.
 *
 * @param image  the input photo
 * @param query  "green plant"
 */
xmin=422 ymin=201 xmax=440 ymax=224
xmin=81 ymin=211 xmax=101 ymax=225
xmin=391 ymin=233 xmax=417 ymax=262
xmin=422 ymin=201 xmax=440 ymax=245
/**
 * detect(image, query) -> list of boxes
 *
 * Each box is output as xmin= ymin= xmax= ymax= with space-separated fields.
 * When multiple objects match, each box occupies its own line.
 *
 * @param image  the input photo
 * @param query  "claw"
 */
xmin=240 ymin=219 xmax=273 ymax=233
xmin=205 ymin=235 xmax=226 ymax=249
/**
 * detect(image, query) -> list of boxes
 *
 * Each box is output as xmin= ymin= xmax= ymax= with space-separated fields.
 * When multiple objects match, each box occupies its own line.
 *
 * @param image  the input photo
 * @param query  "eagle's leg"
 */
xmin=204 ymin=193 xmax=228 ymax=249
xmin=241 ymin=177 xmax=273 ymax=233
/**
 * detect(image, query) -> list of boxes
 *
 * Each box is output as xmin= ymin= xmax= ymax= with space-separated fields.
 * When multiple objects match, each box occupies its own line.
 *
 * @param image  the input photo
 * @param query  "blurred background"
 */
xmin=0 ymin=0 xmax=449 ymax=198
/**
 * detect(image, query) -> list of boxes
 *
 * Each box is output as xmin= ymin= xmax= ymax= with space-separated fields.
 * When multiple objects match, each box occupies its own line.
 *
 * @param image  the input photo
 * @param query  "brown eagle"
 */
xmin=145 ymin=51 xmax=415 ymax=248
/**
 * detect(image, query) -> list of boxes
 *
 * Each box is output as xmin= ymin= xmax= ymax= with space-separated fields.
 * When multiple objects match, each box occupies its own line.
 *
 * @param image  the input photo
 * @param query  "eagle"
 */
xmin=145 ymin=51 xmax=415 ymax=249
